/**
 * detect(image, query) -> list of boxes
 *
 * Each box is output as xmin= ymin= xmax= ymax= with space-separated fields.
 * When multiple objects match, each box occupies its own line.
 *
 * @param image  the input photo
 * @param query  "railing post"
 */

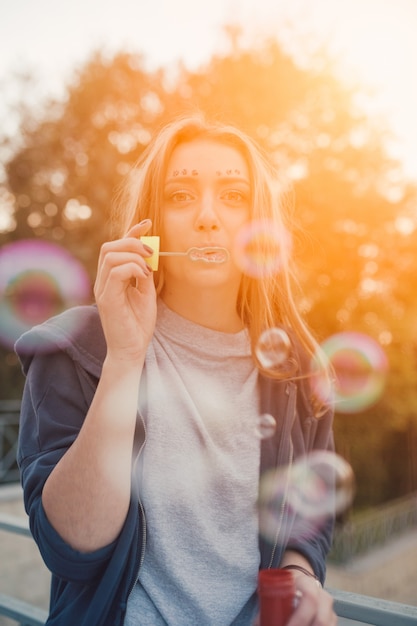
xmin=0 ymin=400 xmax=22 ymax=484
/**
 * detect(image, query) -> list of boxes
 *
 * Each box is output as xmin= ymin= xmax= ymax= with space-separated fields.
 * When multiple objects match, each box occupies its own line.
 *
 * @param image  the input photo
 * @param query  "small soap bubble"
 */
xmin=0 ymin=239 xmax=91 ymax=349
xmin=255 ymin=327 xmax=291 ymax=371
xmin=256 ymin=413 xmax=277 ymax=439
xmin=232 ymin=220 xmax=291 ymax=279
xmin=312 ymin=331 xmax=388 ymax=413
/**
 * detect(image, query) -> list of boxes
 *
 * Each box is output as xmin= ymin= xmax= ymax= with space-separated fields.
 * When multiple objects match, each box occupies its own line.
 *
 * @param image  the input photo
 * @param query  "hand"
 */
xmin=286 ymin=573 xmax=337 ymax=626
xmin=252 ymin=575 xmax=336 ymax=626
xmin=94 ymin=219 xmax=157 ymax=363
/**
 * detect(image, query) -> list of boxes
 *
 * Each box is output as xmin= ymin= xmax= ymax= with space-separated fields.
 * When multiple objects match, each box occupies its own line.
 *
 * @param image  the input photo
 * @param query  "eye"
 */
xmin=170 ymin=190 xmax=194 ymax=202
xmin=222 ymin=189 xmax=247 ymax=203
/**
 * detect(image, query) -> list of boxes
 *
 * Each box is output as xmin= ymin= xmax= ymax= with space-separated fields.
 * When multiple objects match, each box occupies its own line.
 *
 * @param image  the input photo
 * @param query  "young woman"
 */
xmin=16 ymin=114 xmax=337 ymax=625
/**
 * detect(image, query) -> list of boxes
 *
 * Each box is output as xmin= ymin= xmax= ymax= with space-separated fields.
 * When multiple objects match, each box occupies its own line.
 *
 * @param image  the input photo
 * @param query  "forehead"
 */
xmin=167 ymin=138 xmax=249 ymax=174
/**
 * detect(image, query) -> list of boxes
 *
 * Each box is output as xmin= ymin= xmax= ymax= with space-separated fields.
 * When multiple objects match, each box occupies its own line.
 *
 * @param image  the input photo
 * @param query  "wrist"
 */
xmin=281 ymin=564 xmax=322 ymax=588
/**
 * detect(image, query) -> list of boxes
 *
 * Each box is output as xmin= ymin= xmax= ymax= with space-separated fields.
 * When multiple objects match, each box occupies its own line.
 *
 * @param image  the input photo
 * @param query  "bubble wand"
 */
xmin=140 ymin=236 xmax=229 ymax=270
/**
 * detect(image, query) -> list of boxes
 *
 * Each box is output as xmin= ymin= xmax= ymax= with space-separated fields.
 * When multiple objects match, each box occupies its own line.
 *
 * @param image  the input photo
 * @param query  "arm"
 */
xmin=41 ymin=220 xmax=156 ymax=553
xmin=17 ymin=343 xmax=141 ymax=582
xmin=280 ymin=549 xmax=336 ymax=626
xmin=41 ymin=355 xmax=142 ymax=552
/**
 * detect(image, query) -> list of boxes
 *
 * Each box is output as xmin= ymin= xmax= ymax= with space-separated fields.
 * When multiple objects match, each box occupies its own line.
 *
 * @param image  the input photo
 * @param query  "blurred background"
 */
xmin=1 ymin=0 xmax=417 ymax=614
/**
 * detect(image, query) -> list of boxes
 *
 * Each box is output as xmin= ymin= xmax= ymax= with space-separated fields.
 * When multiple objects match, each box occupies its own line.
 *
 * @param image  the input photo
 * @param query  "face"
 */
xmin=160 ymin=138 xmax=251 ymax=292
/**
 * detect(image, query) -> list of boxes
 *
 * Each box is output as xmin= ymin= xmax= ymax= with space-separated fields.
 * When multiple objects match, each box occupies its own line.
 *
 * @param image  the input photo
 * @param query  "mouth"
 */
xmin=188 ymin=247 xmax=230 ymax=264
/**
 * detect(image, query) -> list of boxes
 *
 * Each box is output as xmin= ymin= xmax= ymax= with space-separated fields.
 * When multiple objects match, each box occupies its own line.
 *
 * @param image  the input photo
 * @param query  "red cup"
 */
xmin=258 ymin=568 xmax=296 ymax=626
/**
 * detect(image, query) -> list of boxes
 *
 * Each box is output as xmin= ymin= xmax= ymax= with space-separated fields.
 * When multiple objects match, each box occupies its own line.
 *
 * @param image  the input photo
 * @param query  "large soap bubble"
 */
xmin=0 ymin=239 xmax=91 ymax=349
xmin=258 ymin=450 xmax=355 ymax=544
xmin=312 ymin=331 xmax=388 ymax=413
xmin=232 ymin=220 xmax=291 ymax=279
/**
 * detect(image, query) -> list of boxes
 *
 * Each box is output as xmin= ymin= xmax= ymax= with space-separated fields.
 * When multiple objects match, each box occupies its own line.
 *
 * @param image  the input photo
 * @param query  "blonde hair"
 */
xmin=112 ymin=113 xmax=328 ymax=403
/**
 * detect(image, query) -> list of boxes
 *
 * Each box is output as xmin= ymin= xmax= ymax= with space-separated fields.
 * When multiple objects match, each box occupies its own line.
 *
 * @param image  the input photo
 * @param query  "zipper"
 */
xmin=267 ymin=439 xmax=293 ymax=568
xmin=267 ymin=382 xmax=297 ymax=569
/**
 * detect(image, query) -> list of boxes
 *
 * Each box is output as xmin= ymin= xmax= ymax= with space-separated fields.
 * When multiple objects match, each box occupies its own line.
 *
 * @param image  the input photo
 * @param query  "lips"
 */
xmin=188 ymin=247 xmax=230 ymax=264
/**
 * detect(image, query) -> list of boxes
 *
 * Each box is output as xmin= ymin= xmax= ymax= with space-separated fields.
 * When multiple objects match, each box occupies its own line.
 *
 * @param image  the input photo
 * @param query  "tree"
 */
xmin=2 ymin=29 xmax=417 ymax=502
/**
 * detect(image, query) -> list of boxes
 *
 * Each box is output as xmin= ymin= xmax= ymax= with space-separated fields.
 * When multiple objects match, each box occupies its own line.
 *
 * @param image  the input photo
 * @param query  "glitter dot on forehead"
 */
xmin=172 ymin=168 xmax=198 ymax=177
xmin=172 ymin=168 xmax=242 ymax=177
xmin=171 ymin=169 xmax=199 ymax=176
xmin=216 ymin=169 xmax=241 ymax=176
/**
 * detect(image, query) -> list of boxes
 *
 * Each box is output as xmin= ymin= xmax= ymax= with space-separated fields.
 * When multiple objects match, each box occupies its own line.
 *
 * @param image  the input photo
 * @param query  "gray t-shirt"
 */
xmin=125 ymin=300 xmax=261 ymax=625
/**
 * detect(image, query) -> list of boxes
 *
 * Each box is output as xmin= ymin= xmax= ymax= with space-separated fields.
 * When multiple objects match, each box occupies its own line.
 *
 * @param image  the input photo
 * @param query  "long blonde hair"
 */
xmin=112 ymin=113 xmax=328 ymax=398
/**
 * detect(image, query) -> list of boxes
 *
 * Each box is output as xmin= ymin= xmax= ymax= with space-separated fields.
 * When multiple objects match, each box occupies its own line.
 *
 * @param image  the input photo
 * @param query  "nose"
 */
xmin=194 ymin=192 xmax=220 ymax=231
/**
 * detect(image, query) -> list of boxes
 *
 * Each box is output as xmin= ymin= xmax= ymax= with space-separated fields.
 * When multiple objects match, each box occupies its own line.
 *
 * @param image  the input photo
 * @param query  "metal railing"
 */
xmin=1 ymin=511 xmax=417 ymax=625
xmin=0 ymin=512 xmax=48 ymax=626
xmin=330 ymin=588 xmax=417 ymax=625
xmin=0 ymin=401 xmax=21 ymax=484
xmin=1 ymin=399 xmax=417 ymax=624
xmin=330 ymin=491 xmax=417 ymax=563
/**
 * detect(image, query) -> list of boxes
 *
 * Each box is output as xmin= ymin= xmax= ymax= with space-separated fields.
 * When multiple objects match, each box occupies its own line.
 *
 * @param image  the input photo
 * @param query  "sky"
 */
xmin=0 ymin=0 xmax=416 ymax=180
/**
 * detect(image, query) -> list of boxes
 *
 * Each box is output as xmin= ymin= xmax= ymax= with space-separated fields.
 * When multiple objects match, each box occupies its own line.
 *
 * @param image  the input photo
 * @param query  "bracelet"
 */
xmin=282 ymin=565 xmax=322 ymax=588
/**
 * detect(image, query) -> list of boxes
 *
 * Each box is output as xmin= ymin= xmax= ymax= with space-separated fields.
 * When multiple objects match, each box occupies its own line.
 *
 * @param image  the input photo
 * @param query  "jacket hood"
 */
xmin=15 ymin=305 xmax=105 ymax=379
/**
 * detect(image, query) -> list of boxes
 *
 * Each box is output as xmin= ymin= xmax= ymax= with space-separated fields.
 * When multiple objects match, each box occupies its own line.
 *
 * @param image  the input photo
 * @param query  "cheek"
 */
xmin=159 ymin=218 xmax=175 ymax=248
xmin=229 ymin=212 xmax=251 ymax=238
xmin=231 ymin=205 xmax=251 ymax=224
xmin=160 ymin=257 xmax=189 ymax=281
xmin=160 ymin=210 xmax=184 ymax=234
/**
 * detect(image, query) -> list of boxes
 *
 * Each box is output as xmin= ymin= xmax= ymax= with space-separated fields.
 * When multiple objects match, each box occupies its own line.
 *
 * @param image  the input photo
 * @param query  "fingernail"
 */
xmin=139 ymin=218 xmax=151 ymax=226
xmin=143 ymin=245 xmax=154 ymax=255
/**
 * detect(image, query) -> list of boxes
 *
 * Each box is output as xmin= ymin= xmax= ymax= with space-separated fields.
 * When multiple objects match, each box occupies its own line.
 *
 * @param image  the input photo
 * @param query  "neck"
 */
xmin=160 ymin=285 xmax=244 ymax=333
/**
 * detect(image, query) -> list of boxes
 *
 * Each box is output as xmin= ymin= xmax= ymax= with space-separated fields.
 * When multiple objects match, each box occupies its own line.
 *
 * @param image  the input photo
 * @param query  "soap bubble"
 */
xmin=312 ymin=331 xmax=388 ymax=413
xmin=232 ymin=220 xmax=291 ymax=279
xmin=5 ymin=270 xmax=63 ymax=326
xmin=287 ymin=451 xmax=355 ymax=519
xmin=255 ymin=327 xmax=291 ymax=371
xmin=255 ymin=413 xmax=277 ymax=439
xmin=258 ymin=450 xmax=355 ymax=543
xmin=0 ymin=239 xmax=91 ymax=349
xmin=258 ymin=466 xmax=288 ymax=542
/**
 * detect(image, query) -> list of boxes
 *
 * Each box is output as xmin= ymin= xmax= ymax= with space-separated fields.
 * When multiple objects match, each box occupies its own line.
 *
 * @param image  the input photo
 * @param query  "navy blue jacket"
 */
xmin=16 ymin=305 xmax=334 ymax=626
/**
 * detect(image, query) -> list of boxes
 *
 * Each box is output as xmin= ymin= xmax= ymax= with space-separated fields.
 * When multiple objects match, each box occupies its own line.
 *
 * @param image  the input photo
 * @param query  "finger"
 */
xmin=96 ymin=260 xmax=151 ymax=293
xmin=97 ymin=240 xmax=155 ymax=284
xmin=95 ymin=269 xmax=152 ymax=314
xmin=95 ymin=255 xmax=152 ymax=300
xmin=96 ymin=243 xmax=153 ymax=290
xmin=96 ymin=249 xmax=147 ymax=285
xmin=286 ymin=581 xmax=319 ymax=626
xmin=125 ymin=219 xmax=152 ymax=239
xmin=98 ymin=235 xmax=151 ymax=264
xmin=287 ymin=586 xmax=336 ymax=626
xmin=99 ymin=250 xmax=152 ymax=272
xmin=311 ymin=591 xmax=337 ymax=626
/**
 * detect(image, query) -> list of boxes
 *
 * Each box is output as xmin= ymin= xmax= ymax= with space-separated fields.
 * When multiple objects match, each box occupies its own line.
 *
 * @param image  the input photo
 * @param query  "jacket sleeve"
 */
xmin=285 ymin=399 xmax=336 ymax=584
xmin=17 ymin=345 xmax=128 ymax=582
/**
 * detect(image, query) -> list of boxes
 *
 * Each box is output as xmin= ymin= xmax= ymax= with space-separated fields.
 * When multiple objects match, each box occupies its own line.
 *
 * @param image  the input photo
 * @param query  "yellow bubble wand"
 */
xmin=140 ymin=236 xmax=229 ymax=270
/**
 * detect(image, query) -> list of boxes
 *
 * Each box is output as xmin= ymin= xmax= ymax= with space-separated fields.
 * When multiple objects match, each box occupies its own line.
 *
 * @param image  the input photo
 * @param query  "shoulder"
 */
xmin=15 ymin=305 xmax=106 ymax=377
